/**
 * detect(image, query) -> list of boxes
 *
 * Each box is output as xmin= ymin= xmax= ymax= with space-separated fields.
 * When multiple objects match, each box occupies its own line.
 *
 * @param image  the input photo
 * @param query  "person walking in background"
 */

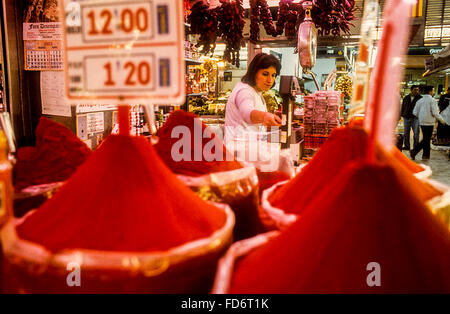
xmin=400 ymin=85 xmax=422 ymax=151
xmin=436 ymin=86 xmax=450 ymax=144
xmin=410 ymin=86 xmax=447 ymax=161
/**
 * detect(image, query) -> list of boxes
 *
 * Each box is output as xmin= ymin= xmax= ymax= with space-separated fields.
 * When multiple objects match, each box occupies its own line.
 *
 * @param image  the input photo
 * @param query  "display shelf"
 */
xmin=184 ymin=58 xmax=203 ymax=66
xmin=187 ymin=93 xmax=208 ymax=97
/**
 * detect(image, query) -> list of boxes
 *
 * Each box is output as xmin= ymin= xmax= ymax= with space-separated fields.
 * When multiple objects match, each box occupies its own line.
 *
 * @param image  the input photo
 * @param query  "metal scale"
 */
xmin=277 ymin=1 xmax=318 ymax=163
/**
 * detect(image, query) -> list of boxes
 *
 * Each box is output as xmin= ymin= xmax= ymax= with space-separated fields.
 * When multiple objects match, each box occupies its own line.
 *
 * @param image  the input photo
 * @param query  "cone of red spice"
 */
xmin=154 ymin=110 xmax=243 ymax=176
xmin=255 ymin=168 xmax=291 ymax=196
xmin=349 ymin=119 xmax=429 ymax=175
xmin=391 ymin=147 xmax=431 ymax=179
xmin=3 ymin=134 xmax=234 ymax=293
xmin=154 ymin=110 xmax=267 ymax=240
xmin=228 ymin=161 xmax=450 ymax=293
xmin=14 ymin=117 xmax=91 ymax=191
xmin=268 ymin=126 xmax=442 ymax=218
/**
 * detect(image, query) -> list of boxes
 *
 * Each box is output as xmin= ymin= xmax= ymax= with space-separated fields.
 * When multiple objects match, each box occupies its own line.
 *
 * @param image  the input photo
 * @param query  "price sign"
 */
xmin=62 ymin=0 xmax=184 ymax=105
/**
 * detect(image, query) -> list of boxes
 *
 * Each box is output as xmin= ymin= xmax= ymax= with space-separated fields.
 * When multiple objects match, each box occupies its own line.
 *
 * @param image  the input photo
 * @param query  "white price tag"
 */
xmin=62 ymin=0 xmax=184 ymax=105
xmin=86 ymin=112 xmax=105 ymax=133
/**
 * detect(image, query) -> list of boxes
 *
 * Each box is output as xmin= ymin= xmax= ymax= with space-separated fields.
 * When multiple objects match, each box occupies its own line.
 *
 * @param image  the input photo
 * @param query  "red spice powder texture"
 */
xmin=14 ymin=117 xmax=91 ymax=191
xmin=230 ymin=161 xmax=450 ymax=293
xmin=16 ymin=134 xmax=227 ymax=252
xmin=269 ymin=126 xmax=441 ymax=215
xmin=256 ymin=169 xmax=291 ymax=195
xmin=154 ymin=110 xmax=242 ymax=176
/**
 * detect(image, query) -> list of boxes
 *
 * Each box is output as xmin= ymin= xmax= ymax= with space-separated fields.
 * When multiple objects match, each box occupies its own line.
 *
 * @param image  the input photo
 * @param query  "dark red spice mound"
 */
xmin=14 ymin=117 xmax=91 ymax=191
xmin=269 ymin=126 xmax=441 ymax=215
xmin=16 ymin=134 xmax=227 ymax=252
xmin=230 ymin=161 xmax=450 ymax=293
xmin=154 ymin=110 xmax=243 ymax=176
xmin=256 ymin=169 xmax=291 ymax=195
xmin=269 ymin=126 xmax=368 ymax=214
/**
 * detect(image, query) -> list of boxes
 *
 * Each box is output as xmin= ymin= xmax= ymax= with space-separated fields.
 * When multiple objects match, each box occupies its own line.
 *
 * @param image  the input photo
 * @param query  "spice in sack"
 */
xmin=269 ymin=126 xmax=441 ymax=216
xmin=16 ymin=134 xmax=227 ymax=252
xmin=230 ymin=161 xmax=450 ymax=293
xmin=14 ymin=117 xmax=91 ymax=191
xmin=154 ymin=110 xmax=242 ymax=176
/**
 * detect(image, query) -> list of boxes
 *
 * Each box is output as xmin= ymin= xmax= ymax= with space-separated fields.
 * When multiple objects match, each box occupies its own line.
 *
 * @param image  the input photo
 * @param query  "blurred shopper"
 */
xmin=436 ymin=86 xmax=450 ymax=144
xmin=400 ymin=85 xmax=422 ymax=151
xmin=410 ymin=86 xmax=447 ymax=160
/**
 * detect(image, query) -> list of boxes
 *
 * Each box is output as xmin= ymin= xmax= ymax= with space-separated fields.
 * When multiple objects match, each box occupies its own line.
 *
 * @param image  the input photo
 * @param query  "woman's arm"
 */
xmin=250 ymin=110 xmax=282 ymax=126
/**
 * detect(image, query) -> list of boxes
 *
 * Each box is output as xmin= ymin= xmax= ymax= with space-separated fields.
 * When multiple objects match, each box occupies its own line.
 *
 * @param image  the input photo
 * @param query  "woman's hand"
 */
xmin=262 ymin=112 xmax=282 ymax=126
xmin=250 ymin=110 xmax=282 ymax=126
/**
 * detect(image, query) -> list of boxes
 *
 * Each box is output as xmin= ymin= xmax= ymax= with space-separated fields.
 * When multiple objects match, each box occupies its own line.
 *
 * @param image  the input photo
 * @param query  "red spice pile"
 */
xmin=269 ymin=126 xmax=441 ymax=215
xmin=256 ymin=168 xmax=291 ymax=195
xmin=392 ymin=147 xmax=425 ymax=173
xmin=14 ymin=117 xmax=91 ymax=191
xmin=230 ymin=161 xmax=450 ymax=293
xmin=16 ymin=134 xmax=227 ymax=252
xmin=154 ymin=110 xmax=243 ymax=176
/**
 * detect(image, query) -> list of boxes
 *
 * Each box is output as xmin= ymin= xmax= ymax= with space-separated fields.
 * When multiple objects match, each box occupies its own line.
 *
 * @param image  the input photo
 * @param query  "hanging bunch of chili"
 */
xmin=217 ymin=0 xmax=246 ymax=67
xmin=311 ymin=0 xmax=357 ymax=36
xmin=189 ymin=1 xmax=356 ymax=60
xmin=188 ymin=1 xmax=219 ymax=56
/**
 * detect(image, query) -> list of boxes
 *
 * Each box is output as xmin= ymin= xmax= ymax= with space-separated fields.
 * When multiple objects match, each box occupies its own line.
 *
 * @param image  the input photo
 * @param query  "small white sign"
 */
xmin=87 ymin=112 xmax=105 ymax=133
xmin=41 ymin=71 xmax=71 ymax=116
xmin=62 ymin=0 xmax=185 ymax=105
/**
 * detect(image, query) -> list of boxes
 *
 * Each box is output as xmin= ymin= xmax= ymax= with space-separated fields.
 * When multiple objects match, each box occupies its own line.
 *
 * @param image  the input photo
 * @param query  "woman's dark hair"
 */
xmin=241 ymin=53 xmax=282 ymax=86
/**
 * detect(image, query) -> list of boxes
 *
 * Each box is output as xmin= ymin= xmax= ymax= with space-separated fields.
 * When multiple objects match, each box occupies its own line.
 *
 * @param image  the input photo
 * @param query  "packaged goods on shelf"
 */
xmin=302 ymin=90 xmax=342 ymax=150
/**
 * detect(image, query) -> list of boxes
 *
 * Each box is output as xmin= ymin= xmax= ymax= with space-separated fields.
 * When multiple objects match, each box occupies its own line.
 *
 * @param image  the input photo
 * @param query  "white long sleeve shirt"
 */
xmin=413 ymin=94 xmax=445 ymax=126
xmin=224 ymin=82 xmax=267 ymax=142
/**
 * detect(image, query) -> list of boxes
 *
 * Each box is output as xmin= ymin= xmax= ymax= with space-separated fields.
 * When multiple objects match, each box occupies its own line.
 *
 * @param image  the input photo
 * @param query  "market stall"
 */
xmin=0 ymin=0 xmax=449 ymax=297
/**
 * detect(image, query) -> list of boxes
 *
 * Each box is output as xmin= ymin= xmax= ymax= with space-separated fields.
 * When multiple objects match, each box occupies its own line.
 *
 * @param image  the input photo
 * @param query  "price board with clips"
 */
xmin=61 ymin=0 xmax=185 ymax=105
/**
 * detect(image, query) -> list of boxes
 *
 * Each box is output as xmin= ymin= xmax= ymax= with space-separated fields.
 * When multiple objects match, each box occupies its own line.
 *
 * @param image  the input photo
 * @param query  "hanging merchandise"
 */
xmin=347 ymin=0 xmax=379 ymax=121
xmin=13 ymin=117 xmax=91 ymax=192
xmin=188 ymin=0 xmax=245 ymax=66
xmin=297 ymin=1 xmax=317 ymax=70
xmin=215 ymin=160 xmax=450 ymax=294
xmin=335 ymin=74 xmax=353 ymax=98
xmin=188 ymin=1 xmax=219 ymax=56
xmin=217 ymin=0 xmax=246 ymax=67
xmin=311 ymin=0 xmax=357 ymax=36
xmin=154 ymin=110 xmax=265 ymax=240
xmin=188 ymin=0 xmax=356 ymax=63
xmin=2 ymin=134 xmax=234 ymax=293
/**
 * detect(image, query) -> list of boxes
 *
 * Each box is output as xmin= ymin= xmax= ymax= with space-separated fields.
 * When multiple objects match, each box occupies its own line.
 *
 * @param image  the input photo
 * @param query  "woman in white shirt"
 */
xmin=224 ymin=53 xmax=282 ymax=142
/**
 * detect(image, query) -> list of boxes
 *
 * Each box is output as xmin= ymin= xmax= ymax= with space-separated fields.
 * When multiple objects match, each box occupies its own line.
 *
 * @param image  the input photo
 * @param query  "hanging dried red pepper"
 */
xmin=189 ymin=0 xmax=357 ymax=51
